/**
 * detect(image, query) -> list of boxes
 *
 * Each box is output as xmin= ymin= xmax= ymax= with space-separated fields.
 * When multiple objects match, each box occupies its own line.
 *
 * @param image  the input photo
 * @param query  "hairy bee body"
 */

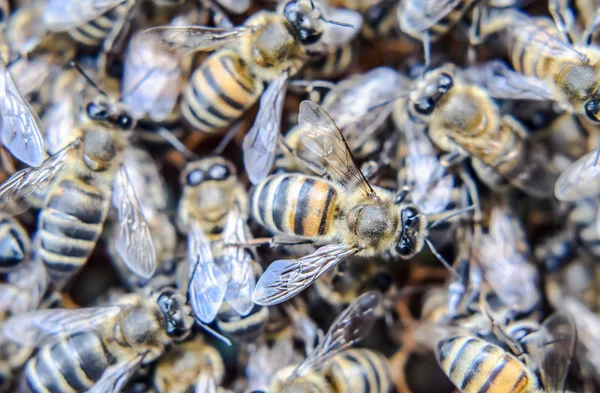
xmin=67 ymin=0 xmax=135 ymax=48
xmin=0 ymin=214 xmax=30 ymax=272
xmin=436 ymin=336 xmax=538 ymax=393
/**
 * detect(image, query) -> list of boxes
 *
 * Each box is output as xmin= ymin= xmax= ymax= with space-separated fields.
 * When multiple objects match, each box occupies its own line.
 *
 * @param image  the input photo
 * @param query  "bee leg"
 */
xmin=421 ymin=32 xmax=431 ymax=71
xmin=227 ymin=236 xmax=314 ymax=248
xmin=548 ymin=0 xmax=576 ymax=44
xmin=440 ymin=151 xmax=467 ymax=168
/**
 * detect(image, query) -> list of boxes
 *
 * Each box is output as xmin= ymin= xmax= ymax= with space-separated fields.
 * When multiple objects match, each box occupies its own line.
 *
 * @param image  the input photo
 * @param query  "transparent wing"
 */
xmin=319 ymin=8 xmax=363 ymax=48
xmin=419 ymin=174 xmax=455 ymax=215
xmin=112 ymin=166 xmax=157 ymax=279
xmin=41 ymin=0 xmax=127 ymax=31
xmin=122 ymin=147 xmax=168 ymax=216
xmin=246 ymin=338 xmax=295 ymax=392
xmin=298 ymin=101 xmax=375 ymax=198
xmin=0 ymin=64 xmax=45 ymax=167
xmin=253 ymin=244 xmax=359 ymax=306
xmin=463 ymin=60 xmax=556 ymax=101
xmin=42 ymin=97 xmax=80 ymax=155
xmin=5 ymin=259 xmax=48 ymax=314
xmin=9 ymin=56 xmax=52 ymax=97
xmin=215 ymin=0 xmax=250 ymax=14
xmin=555 ymin=148 xmax=600 ymax=201
xmin=2 ymin=306 xmax=123 ymax=347
xmin=0 ymin=141 xmax=77 ymax=215
xmin=293 ymin=291 xmax=381 ymax=376
xmin=187 ymin=220 xmax=227 ymax=324
xmin=222 ymin=203 xmax=254 ymax=316
xmin=401 ymin=0 xmax=462 ymax=32
xmin=87 ymin=355 xmax=145 ymax=393
xmin=243 ymin=72 xmax=288 ymax=185
xmin=145 ymin=25 xmax=257 ymax=53
xmin=522 ymin=313 xmax=576 ymax=393
xmin=195 ymin=369 xmax=218 ymax=393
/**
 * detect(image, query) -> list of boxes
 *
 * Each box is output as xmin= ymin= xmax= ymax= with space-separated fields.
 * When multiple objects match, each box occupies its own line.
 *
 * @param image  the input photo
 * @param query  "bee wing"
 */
xmin=122 ymin=147 xmax=168 ymax=215
xmin=112 ymin=166 xmax=157 ymax=279
xmin=10 ymin=56 xmax=52 ymax=97
xmin=401 ymin=0 xmax=463 ymax=32
xmin=5 ymin=259 xmax=48 ymax=313
xmin=195 ymin=369 xmax=218 ymax=393
xmin=87 ymin=354 xmax=145 ymax=393
xmin=319 ymin=8 xmax=363 ymax=48
xmin=0 ymin=141 xmax=76 ymax=215
xmin=41 ymin=0 xmax=127 ymax=31
xmin=0 ymin=64 xmax=45 ymax=167
xmin=555 ymin=148 xmax=600 ymax=201
xmin=253 ymin=244 xmax=360 ymax=306
xmin=298 ymin=101 xmax=375 ymax=198
xmin=293 ymin=291 xmax=381 ymax=376
xmin=42 ymin=97 xmax=80 ymax=155
xmin=187 ymin=220 xmax=227 ymax=324
xmin=2 ymin=306 xmax=123 ymax=347
xmin=463 ymin=60 xmax=556 ymax=101
xmin=215 ymin=0 xmax=250 ymax=14
xmin=243 ymin=72 xmax=288 ymax=184
xmin=418 ymin=174 xmax=455 ymax=215
xmin=522 ymin=313 xmax=576 ymax=393
xmin=145 ymin=25 xmax=257 ymax=53
xmin=222 ymin=204 xmax=254 ymax=316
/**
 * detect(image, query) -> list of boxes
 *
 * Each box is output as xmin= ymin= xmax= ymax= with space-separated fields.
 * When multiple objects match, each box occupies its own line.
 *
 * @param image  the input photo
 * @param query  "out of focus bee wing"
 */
xmin=42 ymin=97 xmax=79 ymax=155
xmin=10 ymin=56 xmax=51 ymax=97
xmin=5 ymin=259 xmax=48 ymax=314
xmin=320 ymin=8 xmax=362 ymax=48
xmin=0 ymin=141 xmax=76 ymax=215
xmin=113 ymin=166 xmax=157 ymax=279
xmin=402 ymin=0 xmax=462 ymax=32
xmin=253 ymin=244 xmax=359 ymax=306
xmin=419 ymin=174 xmax=454 ymax=215
xmin=555 ymin=148 xmax=600 ymax=201
xmin=0 ymin=63 xmax=45 ymax=167
xmin=146 ymin=25 xmax=257 ymax=53
xmin=522 ymin=313 xmax=576 ymax=393
xmin=87 ymin=355 xmax=145 ymax=393
xmin=215 ymin=0 xmax=250 ymax=14
xmin=195 ymin=369 xmax=218 ymax=393
xmin=122 ymin=147 xmax=168 ymax=214
xmin=299 ymin=101 xmax=375 ymax=198
xmin=3 ymin=306 xmax=123 ymax=347
xmin=243 ymin=72 xmax=288 ymax=184
xmin=293 ymin=291 xmax=381 ymax=376
xmin=188 ymin=220 xmax=227 ymax=323
xmin=463 ymin=60 xmax=556 ymax=101
xmin=222 ymin=204 xmax=254 ymax=316
xmin=41 ymin=0 xmax=127 ymax=31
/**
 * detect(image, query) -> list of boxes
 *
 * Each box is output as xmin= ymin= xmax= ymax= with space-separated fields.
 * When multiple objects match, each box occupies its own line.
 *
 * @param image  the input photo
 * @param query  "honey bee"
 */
xmin=0 ymin=82 xmax=157 ymax=289
xmin=434 ymin=312 xmax=577 ymax=393
xmin=555 ymin=147 xmax=600 ymax=202
xmin=2 ymin=287 xmax=194 ymax=393
xmin=251 ymin=101 xmax=465 ymax=306
xmin=151 ymin=0 xmax=360 ymax=184
xmin=329 ymin=0 xmax=398 ymax=39
xmin=406 ymin=65 xmax=558 ymax=197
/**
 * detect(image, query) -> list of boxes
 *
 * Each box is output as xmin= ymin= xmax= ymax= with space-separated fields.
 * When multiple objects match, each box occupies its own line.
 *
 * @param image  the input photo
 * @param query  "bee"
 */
xmin=2 ymin=287 xmax=195 ymax=393
xmin=435 ymin=312 xmax=577 ymax=393
xmin=0 ymin=213 xmax=30 ymax=273
xmin=0 ymin=80 xmax=157 ymax=289
xmin=251 ymin=101 xmax=465 ymax=306
xmin=555 ymin=147 xmax=600 ymax=201
xmin=406 ymin=65 xmax=558 ymax=197
xmin=329 ymin=0 xmax=399 ymax=39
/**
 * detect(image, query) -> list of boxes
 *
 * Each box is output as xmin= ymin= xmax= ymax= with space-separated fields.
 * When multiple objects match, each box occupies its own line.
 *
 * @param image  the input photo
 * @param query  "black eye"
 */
xmin=414 ymin=98 xmax=435 ymax=115
xmin=396 ymin=238 xmax=413 ymax=257
xmin=299 ymin=29 xmax=322 ymax=45
xmin=439 ymin=73 xmax=453 ymax=92
xmin=86 ymin=102 xmax=108 ymax=120
xmin=186 ymin=169 xmax=204 ymax=186
xmin=208 ymin=164 xmax=230 ymax=180
xmin=117 ymin=115 xmax=133 ymax=130
xmin=585 ymin=100 xmax=600 ymax=122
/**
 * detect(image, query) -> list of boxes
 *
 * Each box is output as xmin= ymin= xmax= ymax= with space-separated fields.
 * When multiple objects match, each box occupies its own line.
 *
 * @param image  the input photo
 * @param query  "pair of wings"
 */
xmin=0 ymin=141 xmax=157 ymax=279
xmin=252 ymin=102 xmax=379 ymax=306
xmin=187 ymin=202 xmax=254 ymax=324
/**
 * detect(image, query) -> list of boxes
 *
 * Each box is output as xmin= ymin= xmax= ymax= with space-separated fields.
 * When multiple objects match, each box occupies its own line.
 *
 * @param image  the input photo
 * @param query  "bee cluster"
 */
xmin=0 ymin=0 xmax=599 ymax=392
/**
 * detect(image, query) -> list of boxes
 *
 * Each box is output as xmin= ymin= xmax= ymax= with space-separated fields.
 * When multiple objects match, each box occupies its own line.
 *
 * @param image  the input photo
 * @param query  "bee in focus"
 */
xmin=2 ymin=287 xmax=194 ymax=393
xmin=251 ymin=101 xmax=464 ymax=306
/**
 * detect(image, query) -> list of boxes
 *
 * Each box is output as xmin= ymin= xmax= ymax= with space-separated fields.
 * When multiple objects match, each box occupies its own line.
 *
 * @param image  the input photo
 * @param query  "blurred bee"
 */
xmin=153 ymin=338 xmax=226 ymax=393
xmin=246 ymin=337 xmax=297 ymax=393
xmin=177 ymin=157 xmax=265 ymax=341
xmin=435 ymin=312 xmax=576 ymax=393
xmin=264 ymin=291 xmax=393 ymax=393
xmin=0 ymin=213 xmax=30 ymax=273
xmin=151 ymin=0 xmax=361 ymax=184
xmin=251 ymin=101 xmax=465 ymax=306
xmin=329 ymin=0 xmax=399 ymax=39
xmin=0 ymin=80 xmax=157 ymax=289
xmin=406 ymin=65 xmax=558 ymax=197
xmin=555 ymin=147 xmax=600 ymax=202
xmin=2 ymin=287 xmax=194 ymax=393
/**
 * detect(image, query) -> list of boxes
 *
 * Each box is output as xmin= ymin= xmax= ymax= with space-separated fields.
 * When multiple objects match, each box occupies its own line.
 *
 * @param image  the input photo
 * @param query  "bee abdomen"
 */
xmin=68 ymin=0 xmax=133 ymax=47
xmin=437 ymin=337 xmax=532 ymax=393
xmin=0 ymin=216 xmax=29 ymax=272
xmin=181 ymin=50 xmax=263 ymax=134
xmin=23 ymin=331 xmax=112 ymax=393
xmin=306 ymin=45 xmax=354 ymax=79
xmin=327 ymin=349 xmax=393 ymax=393
xmin=38 ymin=179 xmax=109 ymax=284
xmin=252 ymin=174 xmax=338 ymax=238
xmin=508 ymin=19 xmax=560 ymax=81
xmin=216 ymin=304 xmax=269 ymax=343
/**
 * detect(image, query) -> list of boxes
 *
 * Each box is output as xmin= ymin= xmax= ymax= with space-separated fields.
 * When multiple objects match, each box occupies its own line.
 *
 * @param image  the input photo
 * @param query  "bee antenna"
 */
xmin=366 ymin=94 xmax=408 ymax=111
xmin=319 ymin=16 xmax=356 ymax=29
xmin=6 ymin=53 xmax=22 ymax=68
xmin=69 ymin=61 xmax=107 ymax=97
xmin=212 ymin=120 xmax=244 ymax=155
xmin=122 ymin=67 xmax=157 ymax=101
xmin=424 ymin=237 xmax=461 ymax=281
xmin=192 ymin=314 xmax=233 ymax=346
xmin=157 ymin=127 xmax=199 ymax=159
xmin=427 ymin=205 xmax=477 ymax=230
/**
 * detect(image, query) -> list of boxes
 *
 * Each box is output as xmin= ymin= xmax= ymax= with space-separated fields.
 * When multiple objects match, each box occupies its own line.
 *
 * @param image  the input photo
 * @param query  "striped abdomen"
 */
xmin=251 ymin=174 xmax=338 ymax=238
xmin=0 ymin=215 xmax=29 ymax=272
xmin=68 ymin=0 xmax=134 ymax=47
xmin=305 ymin=45 xmax=355 ymax=79
xmin=22 ymin=331 xmax=113 ymax=393
xmin=327 ymin=349 xmax=393 ymax=393
xmin=437 ymin=336 xmax=536 ymax=393
xmin=38 ymin=177 xmax=110 ymax=286
xmin=216 ymin=303 xmax=269 ymax=343
xmin=181 ymin=49 xmax=263 ymax=134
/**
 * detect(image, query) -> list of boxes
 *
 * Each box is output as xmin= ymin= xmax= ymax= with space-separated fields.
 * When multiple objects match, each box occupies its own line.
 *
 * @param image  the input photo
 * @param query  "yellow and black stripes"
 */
xmin=38 ymin=178 xmax=110 ymax=285
xmin=182 ymin=50 xmax=263 ymax=134
xmin=327 ymin=349 xmax=393 ymax=393
xmin=252 ymin=174 xmax=338 ymax=238
xmin=68 ymin=0 xmax=134 ymax=47
xmin=216 ymin=303 xmax=269 ymax=343
xmin=23 ymin=331 xmax=113 ymax=393
xmin=0 ymin=215 xmax=29 ymax=271
xmin=306 ymin=45 xmax=355 ymax=79
xmin=437 ymin=336 xmax=533 ymax=393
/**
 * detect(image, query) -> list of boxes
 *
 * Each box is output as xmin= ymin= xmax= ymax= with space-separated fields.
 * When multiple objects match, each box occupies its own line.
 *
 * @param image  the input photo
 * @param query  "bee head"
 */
xmin=180 ymin=157 xmax=236 ymax=188
xmin=393 ymin=204 xmax=426 ymax=259
xmin=157 ymin=288 xmax=193 ymax=341
xmin=411 ymin=71 xmax=453 ymax=116
xmin=282 ymin=0 xmax=325 ymax=45
xmin=86 ymin=96 xmax=135 ymax=131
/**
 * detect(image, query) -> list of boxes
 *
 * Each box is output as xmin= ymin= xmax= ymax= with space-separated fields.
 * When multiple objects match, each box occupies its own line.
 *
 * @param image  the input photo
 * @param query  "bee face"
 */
xmin=394 ymin=205 xmax=426 ymax=259
xmin=157 ymin=289 xmax=193 ymax=341
xmin=180 ymin=158 xmax=236 ymax=188
xmin=282 ymin=0 xmax=325 ymax=45
xmin=86 ymin=98 xmax=135 ymax=130
xmin=411 ymin=71 xmax=454 ymax=116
